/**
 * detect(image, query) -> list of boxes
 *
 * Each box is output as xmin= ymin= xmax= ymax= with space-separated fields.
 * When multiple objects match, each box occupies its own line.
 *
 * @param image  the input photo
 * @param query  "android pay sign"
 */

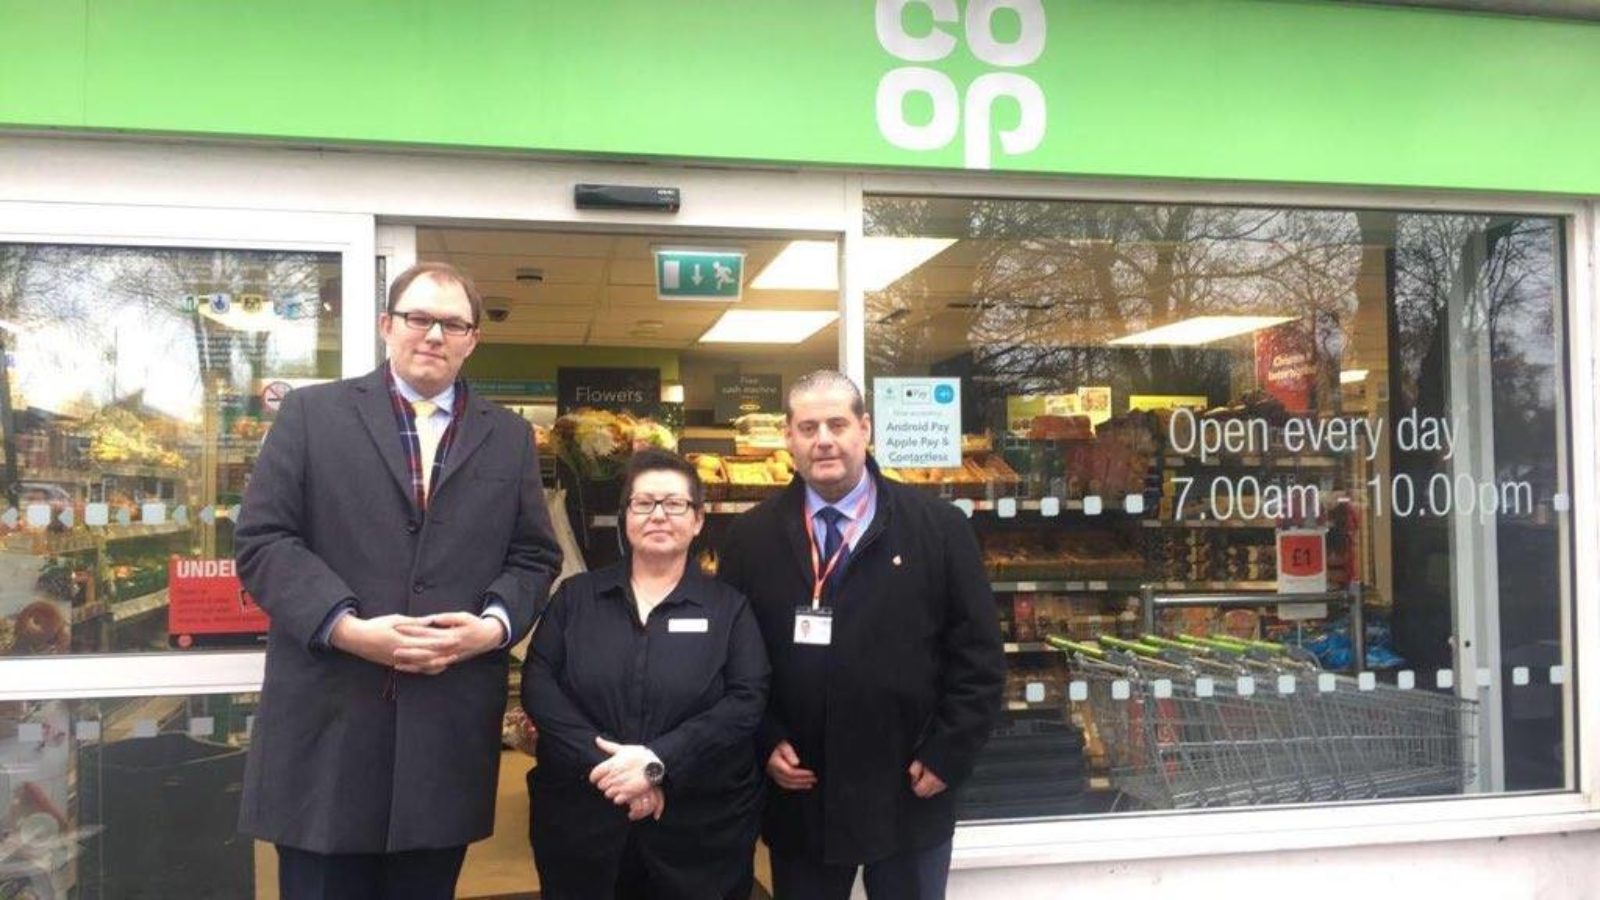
xmin=875 ymin=377 xmax=961 ymax=467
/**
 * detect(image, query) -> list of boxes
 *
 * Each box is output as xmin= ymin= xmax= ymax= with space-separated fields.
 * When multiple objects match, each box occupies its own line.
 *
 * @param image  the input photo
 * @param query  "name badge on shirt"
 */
xmin=668 ymin=617 xmax=709 ymax=633
xmin=793 ymin=607 xmax=833 ymax=646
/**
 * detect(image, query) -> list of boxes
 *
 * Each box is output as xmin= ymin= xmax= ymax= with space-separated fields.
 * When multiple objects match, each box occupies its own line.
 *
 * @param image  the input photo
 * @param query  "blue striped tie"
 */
xmin=817 ymin=506 xmax=849 ymax=596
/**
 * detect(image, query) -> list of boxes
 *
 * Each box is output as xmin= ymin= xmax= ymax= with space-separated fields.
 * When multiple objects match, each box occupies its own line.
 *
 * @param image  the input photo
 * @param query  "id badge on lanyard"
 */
xmin=794 ymin=484 xmax=872 ymax=647
xmin=793 ymin=606 xmax=833 ymax=645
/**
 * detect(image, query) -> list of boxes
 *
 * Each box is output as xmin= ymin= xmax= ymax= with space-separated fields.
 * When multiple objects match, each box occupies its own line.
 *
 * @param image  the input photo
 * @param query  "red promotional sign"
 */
xmin=1276 ymin=528 xmax=1328 ymax=594
xmin=168 ymin=557 xmax=270 ymax=641
xmin=1254 ymin=324 xmax=1316 ymax=413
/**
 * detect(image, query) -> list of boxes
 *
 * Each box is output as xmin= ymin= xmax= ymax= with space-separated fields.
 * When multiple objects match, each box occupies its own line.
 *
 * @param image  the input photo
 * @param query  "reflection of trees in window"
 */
xmin=1387 ymin=213 xmax=1564 ymax=794
xmin=865 ymin=198 xmax=1364 ymax=415
xmin=0 ymin=245 xmax=334 ymax=421
xmin=1390 ymin=214 xmax=1559 ymax=481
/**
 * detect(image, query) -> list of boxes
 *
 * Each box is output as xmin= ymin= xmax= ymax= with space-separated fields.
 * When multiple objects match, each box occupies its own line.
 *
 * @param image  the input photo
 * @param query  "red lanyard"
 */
xmin=804 ymin=481 xmax=874 ymax=609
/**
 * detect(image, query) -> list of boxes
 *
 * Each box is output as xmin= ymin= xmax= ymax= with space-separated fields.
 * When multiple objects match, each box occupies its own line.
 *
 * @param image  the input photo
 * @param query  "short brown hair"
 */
xmin=386 ymin=261 xmax=484 ymax=326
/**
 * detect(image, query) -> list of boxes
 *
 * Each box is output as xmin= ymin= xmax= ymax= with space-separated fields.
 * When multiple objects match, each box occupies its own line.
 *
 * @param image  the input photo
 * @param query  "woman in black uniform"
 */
xmin=523 ymin=448 xmax=769 ymax=899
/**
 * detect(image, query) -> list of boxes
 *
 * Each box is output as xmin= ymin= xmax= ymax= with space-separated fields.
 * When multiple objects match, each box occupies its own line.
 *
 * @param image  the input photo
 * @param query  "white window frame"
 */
xmin=0 ymin=200 xmax=374 ymax=702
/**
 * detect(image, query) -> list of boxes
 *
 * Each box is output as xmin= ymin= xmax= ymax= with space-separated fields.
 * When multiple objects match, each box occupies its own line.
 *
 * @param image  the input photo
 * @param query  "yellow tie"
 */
xmin=411 ymin=399 xmax=440 ymax=500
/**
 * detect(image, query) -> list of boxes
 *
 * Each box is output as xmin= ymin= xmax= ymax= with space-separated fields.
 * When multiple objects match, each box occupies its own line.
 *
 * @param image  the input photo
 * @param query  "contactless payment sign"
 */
xmin=875 ymin=377 xmax=961 ymax=468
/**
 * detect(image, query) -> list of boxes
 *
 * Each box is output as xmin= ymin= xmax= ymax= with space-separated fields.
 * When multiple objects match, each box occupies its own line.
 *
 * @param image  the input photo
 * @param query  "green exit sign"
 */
xmin=656 ymin=249 xmax=744 ymax=301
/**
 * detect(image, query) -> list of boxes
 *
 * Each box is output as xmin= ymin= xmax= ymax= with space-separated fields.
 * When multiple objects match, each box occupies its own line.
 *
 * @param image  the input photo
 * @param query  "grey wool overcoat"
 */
xmin=235 ymin=367 xmax=562 ymax=853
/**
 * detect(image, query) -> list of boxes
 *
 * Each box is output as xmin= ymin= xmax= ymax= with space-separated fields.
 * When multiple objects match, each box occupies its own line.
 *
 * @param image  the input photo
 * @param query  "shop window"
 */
xmin=0 ymin=692 xmax=262 ymax=897
xmin=0 ymin=244 xmax=341 ymax=656
xmin=862 ymin=196 xmax=1571 ymax=817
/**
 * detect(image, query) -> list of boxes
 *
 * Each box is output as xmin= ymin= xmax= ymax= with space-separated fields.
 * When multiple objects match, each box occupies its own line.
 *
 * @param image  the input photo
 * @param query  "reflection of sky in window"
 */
xmin=13 ymin=305 xmax=203 ymax=420
xmin=6 ymin=248 xmax=328 ymax=423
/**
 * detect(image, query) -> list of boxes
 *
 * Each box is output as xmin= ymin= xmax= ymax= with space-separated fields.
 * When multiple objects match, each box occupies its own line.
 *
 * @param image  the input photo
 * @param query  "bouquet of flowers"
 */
xmin=550 ymin=408 xmax=677 ymax=481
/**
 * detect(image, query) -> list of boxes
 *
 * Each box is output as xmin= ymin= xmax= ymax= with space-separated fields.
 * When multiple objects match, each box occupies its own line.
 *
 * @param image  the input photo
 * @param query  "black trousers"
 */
xmin=769 ymin=839 xmax=953 ymax=900
xmin=540 ymin=825 xmax=755 ymax=900
xmin=276 ymin=844 xmax=468 ymax=900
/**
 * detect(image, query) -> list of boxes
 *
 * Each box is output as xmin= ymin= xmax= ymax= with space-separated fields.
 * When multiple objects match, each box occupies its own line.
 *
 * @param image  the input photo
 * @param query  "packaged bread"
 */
xmin=1030 ymin=414 xmax=1094 ymax=440
xmin=688 ymin=453 xmax=727 ymax=484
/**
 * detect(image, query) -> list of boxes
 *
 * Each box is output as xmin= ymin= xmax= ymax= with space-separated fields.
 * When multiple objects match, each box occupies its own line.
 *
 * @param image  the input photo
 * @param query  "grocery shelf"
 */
xmin=991 ymin=579 xmax=1278 ymax=593
xmin=704 ymin=501 xmax=761 ymax=514
xmin=216 ymin=449 xmax=257 ymax=466
xmin=990 ymin=579 xmax=1146 ymax=593
xmin=71 ymin=601 xmax=108 ymax=625
xmin=961 ymin=497 xmax=1151 ymax=514
xmin=1163 ymin=454 xmax=1342 ymax=469
xmin=103 ymin=694 xmax=186 ymax=742
xmin=1003 ymin=642 xmax=1057 ymax=654
xmin=700 ymin=493 xmax=1152 ymax=515
xmin=111 ymin=588 xmax=169 ymax=623
xmin=29 ymin=464 xmax=188 ymax=482
xmin=21 ymin=521 xmax=194 ymax=554
xmin=1004 ymin=700 xmax=1063 ymax=712
xmin=704 ymin=497 xmax=1156 ymax=516
xmin=1147 ymin=580 xmax=1278 ymax=592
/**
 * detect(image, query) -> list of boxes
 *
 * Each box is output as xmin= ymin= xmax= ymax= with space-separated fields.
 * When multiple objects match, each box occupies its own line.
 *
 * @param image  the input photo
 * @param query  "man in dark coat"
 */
xmin=235 ymin=261 xmax=562 ymax=899
xmin=719 ymin=370 xmax=1004 ymax=899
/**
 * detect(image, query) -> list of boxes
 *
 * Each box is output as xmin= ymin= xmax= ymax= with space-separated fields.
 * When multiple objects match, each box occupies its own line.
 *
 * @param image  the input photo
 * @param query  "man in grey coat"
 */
xmin=235 ymin=261 xmax=562 ymax=899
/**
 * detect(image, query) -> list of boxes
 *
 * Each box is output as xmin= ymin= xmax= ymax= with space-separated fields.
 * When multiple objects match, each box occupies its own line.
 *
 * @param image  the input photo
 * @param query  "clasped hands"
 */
xmin=331 ymin=612 xmax=504 ymax=675
xmin=591 ymin=737 xmax=665 ymax=822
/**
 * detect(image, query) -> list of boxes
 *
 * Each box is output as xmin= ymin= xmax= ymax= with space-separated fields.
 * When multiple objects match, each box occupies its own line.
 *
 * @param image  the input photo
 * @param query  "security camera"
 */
xmin=485 ymin=305 xmax=510 ymax=323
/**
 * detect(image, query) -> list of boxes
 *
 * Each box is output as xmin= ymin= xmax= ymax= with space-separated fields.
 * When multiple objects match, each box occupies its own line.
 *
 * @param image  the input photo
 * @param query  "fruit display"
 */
xmin=689 ymin=452 xmax=728 ymax=485
xmin=83 ymin=408 xmax=186 ymax=469
xmin=106 ymin=555 xmax=169 ymax=602
xmin=689 ymin=450 xmax=795 ymax=500
xmin=228 ymin=416 xmax=271 ymax=441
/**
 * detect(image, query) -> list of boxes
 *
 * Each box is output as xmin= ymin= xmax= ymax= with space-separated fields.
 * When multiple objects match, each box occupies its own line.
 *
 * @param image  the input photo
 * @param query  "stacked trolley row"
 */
xmin=1050 ymin=633 xmax=1477 ymax=809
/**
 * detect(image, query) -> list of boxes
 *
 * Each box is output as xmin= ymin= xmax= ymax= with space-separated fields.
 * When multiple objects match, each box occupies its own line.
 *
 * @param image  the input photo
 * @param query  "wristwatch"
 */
xmin=644 ymin=759 xmax=665 ymax=786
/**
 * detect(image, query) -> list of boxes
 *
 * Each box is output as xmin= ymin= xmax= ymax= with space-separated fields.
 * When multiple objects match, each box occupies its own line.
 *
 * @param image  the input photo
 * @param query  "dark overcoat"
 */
xmin=235 ymin=367 xmax=561 ymax=853
xmin=718 ymin=458 xmax=1005 ymax=865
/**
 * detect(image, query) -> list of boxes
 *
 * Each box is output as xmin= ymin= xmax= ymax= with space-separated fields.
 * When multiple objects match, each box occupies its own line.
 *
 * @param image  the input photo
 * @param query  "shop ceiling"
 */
xmin=419 ymin=226 xmax=1137 ymax=359
xmin=418 ymin=228 xmax=837 ymax=354
xmin=417 ymin=226 xmax=1390 ymax=363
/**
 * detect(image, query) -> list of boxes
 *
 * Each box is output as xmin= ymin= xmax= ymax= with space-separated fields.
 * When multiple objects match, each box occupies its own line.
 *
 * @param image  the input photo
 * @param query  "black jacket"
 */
xmin=521 ymin=562 xmax=769 ymax=898
xmin=718 ymin=458 xmax=1005 ymax=865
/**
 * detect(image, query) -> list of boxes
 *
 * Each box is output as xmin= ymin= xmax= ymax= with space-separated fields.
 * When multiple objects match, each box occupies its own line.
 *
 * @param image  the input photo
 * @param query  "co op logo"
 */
xmin=874 ymin=0 xmax=1047 ymax=170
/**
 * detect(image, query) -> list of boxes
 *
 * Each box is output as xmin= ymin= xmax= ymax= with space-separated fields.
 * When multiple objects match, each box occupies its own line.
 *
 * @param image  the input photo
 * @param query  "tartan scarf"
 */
xmin=385 ymin=366 xmax=469 ymax=511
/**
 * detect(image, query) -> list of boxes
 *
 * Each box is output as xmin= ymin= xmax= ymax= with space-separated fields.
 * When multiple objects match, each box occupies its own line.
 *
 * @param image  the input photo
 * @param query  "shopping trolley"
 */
xmin=1050 ymin=633 xmax=1477 ymax=810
